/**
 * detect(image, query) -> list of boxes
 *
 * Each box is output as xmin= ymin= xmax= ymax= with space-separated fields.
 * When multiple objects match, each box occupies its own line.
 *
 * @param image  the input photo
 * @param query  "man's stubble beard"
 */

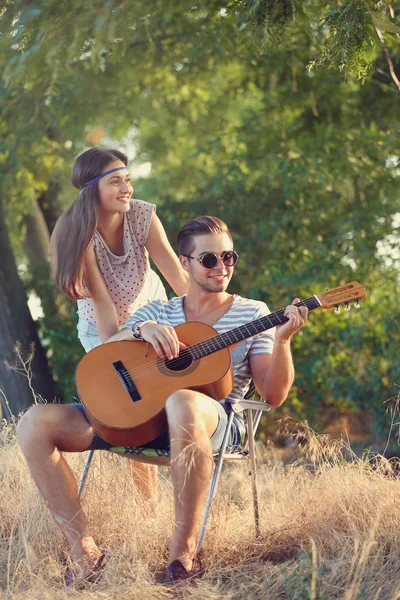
xmin=190 ymin=271 xmax=231 ymax=294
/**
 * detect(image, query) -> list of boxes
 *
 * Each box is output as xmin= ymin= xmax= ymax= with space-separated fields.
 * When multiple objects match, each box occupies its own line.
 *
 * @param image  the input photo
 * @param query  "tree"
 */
xmin=2 ymin=1 xmax=400 ymax=88
xmin=0 ymin=0 xmax=399 ymax=436
xmin=129 ymin=46 xmax=400 ymax=434
xmin=0 ymin=195 xmax=61 ymax=415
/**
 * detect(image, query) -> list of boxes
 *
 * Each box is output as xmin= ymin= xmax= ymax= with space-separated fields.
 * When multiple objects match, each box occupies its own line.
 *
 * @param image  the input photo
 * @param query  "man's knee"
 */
xmin=166 ymin=390 xmax=200 ymax=423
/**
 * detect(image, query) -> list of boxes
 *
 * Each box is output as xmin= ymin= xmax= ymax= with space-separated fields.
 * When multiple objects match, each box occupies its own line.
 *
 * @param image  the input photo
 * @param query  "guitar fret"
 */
xmin=243 ymin=324 xmax=255 ymax=337
xmin=191 ymin=347 xmax=202 ymax=360
xmin=225 ymin=330 xmax=238 ymax=344
xmin=205 ymin=339 xmax=217 ymax=353
xmin=211 ymin=337 xmax=222 ymax=351
xmin=248 ymin=322 xmax=260 ymax=334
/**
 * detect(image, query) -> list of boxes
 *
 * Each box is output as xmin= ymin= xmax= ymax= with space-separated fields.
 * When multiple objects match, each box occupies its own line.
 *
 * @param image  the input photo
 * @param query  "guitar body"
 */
xmin=75 ymin=322 xmax=234 ymax=447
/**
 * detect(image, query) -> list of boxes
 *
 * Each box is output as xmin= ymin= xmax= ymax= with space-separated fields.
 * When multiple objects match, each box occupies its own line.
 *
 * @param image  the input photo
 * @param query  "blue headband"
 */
xmin=80 ymin=166 xmax=127 ymax=190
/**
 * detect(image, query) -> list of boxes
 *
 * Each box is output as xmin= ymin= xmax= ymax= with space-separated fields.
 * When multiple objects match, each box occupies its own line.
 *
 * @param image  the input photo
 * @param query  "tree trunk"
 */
xmin=23 ymin=192 xmax=51 ymax=265
xmin=37 ymin=182 xmax=62 ymax=235
xmin=0 ymin=195 xmax=61 ymax=417
xmin=23 ymin=192 xmax=70 ymax=322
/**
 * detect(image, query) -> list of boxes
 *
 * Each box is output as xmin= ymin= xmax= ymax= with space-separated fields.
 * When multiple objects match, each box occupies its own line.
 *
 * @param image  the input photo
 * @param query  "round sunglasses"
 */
xmin=183 ymin=250 xmax=239 ymax=269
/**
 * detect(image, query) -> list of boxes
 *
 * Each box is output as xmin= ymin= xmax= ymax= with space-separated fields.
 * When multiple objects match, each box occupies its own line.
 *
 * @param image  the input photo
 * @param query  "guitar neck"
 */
xmin=188 ymin=296 xmax=322 ymax=360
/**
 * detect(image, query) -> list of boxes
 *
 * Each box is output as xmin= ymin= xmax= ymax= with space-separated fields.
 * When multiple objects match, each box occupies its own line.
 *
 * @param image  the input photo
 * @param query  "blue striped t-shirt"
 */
xmin=129 ymin=295 xmax=275 ymax=413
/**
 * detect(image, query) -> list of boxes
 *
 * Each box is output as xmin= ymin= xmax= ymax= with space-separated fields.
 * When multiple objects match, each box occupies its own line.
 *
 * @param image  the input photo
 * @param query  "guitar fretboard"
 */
xmin=188 ymin=296 xmax=321 ymax=360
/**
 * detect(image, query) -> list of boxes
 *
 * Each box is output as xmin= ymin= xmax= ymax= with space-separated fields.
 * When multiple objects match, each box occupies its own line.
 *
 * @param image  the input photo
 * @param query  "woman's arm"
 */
xmin=145 ymin=213 xmax=189 ymax=296
xmin=83 ymin=246 xmax=120 ymax=342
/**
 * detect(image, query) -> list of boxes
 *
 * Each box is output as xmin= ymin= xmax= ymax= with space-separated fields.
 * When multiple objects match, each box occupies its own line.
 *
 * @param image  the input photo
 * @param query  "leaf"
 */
xmin=370 ymin=11 xmax=400 ymax=33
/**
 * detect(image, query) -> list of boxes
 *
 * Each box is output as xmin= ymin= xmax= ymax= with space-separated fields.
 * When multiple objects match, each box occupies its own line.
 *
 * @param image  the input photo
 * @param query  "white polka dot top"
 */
xmin=77 ymin=199 xmax=161 ymax=326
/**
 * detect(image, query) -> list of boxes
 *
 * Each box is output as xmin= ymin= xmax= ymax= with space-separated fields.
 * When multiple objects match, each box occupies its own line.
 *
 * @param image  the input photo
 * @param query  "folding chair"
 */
xmin=77 ymin=386 xmax=271 ymax=553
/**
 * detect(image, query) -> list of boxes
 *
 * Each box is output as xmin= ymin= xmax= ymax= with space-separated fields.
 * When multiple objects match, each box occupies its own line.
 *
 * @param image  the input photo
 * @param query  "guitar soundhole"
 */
xmin=164 ymin=351 xmax=193 ymax=372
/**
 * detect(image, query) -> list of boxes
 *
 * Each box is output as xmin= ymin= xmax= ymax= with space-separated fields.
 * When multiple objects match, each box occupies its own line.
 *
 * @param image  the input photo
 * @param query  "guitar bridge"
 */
xmin=112 ymin=361 xmax=141 ymax=402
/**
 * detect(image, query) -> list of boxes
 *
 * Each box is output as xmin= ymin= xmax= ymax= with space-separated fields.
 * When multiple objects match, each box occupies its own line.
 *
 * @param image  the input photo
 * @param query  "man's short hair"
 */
xmin=177 ymin=216 xmax=232 ymax=256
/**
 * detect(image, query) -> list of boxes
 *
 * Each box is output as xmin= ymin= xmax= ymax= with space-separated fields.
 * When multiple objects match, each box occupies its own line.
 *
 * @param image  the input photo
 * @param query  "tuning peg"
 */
xmin=344 ymin=302 xmax=351 ymax=312
xmin=334 ymin=305 xmax=341 ymax=314
xmin=354 ymin=300 xmax=360 ymax=309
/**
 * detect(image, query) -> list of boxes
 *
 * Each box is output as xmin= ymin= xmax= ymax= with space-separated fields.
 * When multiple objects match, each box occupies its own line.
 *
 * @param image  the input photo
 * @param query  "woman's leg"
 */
xmin=78 ymin=317 xmax=158 ymax=500
xmin=17 ymin=404 xmax=102 ymax=571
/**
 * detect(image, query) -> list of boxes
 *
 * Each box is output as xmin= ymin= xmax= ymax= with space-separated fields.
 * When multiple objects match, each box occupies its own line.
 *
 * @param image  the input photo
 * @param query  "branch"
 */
xmin=363 ymin=0 xmax=400 ymax=91
xmin=370 ymin=76 xmax=399 ymax=93
xmin=363 ymin=0 xmax=400 ymax=33
xmin=374 ymin=26 xmax=400 ymax=92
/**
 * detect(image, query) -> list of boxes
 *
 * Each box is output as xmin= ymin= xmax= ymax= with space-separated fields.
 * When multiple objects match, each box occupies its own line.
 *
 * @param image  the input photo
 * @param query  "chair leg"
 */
xmin=246 ymin=409 xmax=260 ymax=537
xmin=78 ymin=449 xmax=95 ymax=499
xmin=196 ymin=409 xmax=235 ymax=554
xmin=252 ymin=410 xmax=263 ymax=440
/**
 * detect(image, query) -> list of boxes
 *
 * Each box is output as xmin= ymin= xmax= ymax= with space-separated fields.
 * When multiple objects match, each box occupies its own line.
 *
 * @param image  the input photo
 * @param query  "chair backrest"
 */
xmin=222 ymin=382 xmax=270 ymax=456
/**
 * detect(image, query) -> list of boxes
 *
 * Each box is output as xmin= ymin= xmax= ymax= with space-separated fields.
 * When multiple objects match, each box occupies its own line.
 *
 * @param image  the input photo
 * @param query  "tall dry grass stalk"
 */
xmin=0 ymin=413 xmax=399 ymax=600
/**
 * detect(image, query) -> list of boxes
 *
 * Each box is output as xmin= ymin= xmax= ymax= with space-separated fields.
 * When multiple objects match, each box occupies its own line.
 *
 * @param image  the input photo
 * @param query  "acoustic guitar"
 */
xmin=75 ymin=281 xmax=366 ymax=446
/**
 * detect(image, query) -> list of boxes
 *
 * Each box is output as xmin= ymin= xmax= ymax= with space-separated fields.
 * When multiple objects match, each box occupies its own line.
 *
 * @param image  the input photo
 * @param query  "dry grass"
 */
xmin=0 ymin=418 xmax=400 ymax=600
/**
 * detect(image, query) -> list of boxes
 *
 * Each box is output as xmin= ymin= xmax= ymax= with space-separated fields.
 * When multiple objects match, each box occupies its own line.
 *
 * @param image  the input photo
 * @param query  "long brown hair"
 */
xmin=51 ymin=147 xmax=128 ymax=299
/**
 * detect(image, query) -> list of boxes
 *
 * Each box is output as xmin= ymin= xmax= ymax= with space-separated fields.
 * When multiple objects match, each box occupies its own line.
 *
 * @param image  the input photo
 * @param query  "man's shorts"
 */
xmin=71 ymin=400 xmax=243 ymax=455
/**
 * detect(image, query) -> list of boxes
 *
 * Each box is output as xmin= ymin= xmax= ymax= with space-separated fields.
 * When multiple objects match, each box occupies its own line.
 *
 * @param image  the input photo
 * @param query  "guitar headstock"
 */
xmin=315 ymin=281 xmax=367 ymax=312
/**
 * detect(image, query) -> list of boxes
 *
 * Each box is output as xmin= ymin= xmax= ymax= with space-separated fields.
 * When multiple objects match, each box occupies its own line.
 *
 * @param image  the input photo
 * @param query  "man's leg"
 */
xmin=17 ymin=404 xmax=102 ymax=573
xmin=165 ymin=390 xmax=219 ymax=571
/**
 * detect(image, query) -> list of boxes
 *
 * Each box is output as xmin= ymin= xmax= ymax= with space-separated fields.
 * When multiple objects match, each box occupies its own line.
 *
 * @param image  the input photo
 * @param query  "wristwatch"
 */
xmin=131 ymin=321 xmax=148 ymax=341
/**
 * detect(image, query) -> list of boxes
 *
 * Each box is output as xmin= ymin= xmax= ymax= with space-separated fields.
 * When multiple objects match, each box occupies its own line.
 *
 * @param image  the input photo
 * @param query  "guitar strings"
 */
xmin=116 ymin=298 xmax=319 ymax=381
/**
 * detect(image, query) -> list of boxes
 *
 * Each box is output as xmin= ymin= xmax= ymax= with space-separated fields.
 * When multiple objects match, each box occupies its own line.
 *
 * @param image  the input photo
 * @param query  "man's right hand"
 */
xmin=141 ymin=323 xmax=186 ymax=360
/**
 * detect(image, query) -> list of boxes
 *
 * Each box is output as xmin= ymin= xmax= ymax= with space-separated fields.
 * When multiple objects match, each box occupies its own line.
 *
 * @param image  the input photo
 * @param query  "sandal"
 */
xmin=64 ymin=550 xmax=107 ymax=588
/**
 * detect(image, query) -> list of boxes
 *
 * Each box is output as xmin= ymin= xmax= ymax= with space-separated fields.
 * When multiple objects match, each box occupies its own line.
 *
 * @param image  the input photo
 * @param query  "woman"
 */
xmin=51 ymin=147 xmax=188 ymax=350
xmin=51 ymin=147 xmax=188 ymax=500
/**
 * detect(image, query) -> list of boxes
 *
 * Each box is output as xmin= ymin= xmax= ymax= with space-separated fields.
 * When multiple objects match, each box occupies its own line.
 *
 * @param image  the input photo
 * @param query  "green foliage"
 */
xmin=130 ymin=17 xmax=399 ymax=436
xmin=288 ymin=274 xmax=400 ymax=438
xmin=283 ymin=550 xmax=328 ymax=599
xmin=308 ymin=1 xmax=377 ymax=81
xmin=0 ymin=0 xmax=399 ymax=436
xmin=1 ymin=0 xmax=399 ymax=87
xmin=228 ymin=0 xmax=400 ymax=81
xmin=229 ymin=0 xmax=305 ymax=46
xmin=21 ymin=272 xmax=85 ymax=401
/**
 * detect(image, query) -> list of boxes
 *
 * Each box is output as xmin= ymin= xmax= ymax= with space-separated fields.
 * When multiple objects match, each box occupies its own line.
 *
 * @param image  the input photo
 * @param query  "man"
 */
xmin=17 ymin=216 xmax=307 ymax=584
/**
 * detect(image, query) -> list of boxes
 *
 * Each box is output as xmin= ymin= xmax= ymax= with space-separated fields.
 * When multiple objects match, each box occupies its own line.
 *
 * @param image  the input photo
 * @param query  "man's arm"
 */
xmin=249 ymin=298 xmax=308 ymax=407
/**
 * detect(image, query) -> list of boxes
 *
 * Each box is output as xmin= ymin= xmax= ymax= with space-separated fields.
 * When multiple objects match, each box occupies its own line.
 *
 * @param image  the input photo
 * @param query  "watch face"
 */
xmin=132 ymin=322 xmax=143 ymax=339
